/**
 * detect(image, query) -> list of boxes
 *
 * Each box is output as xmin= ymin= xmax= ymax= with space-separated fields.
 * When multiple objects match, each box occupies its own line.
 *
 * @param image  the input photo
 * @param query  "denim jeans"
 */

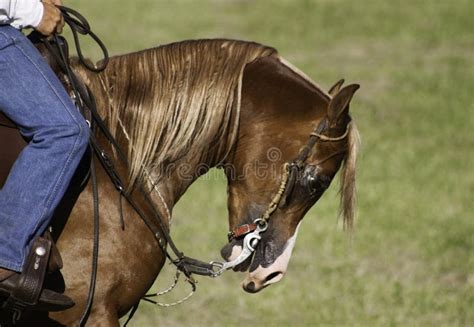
xmin=0 ymin=26 xmax=89 ymax=272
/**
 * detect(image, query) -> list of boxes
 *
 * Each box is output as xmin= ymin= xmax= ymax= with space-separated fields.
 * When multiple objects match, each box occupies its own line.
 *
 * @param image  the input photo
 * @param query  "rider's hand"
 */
xmin=35 ymin=1 xmax=64 ymax=36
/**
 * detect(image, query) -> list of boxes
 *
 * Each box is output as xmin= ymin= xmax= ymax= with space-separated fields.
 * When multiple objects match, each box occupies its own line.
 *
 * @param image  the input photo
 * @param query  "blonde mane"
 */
xmin=79 ymin=40 xmax=277 ymax=188
xmin=74 ymin=39 xmax=358 ymax=229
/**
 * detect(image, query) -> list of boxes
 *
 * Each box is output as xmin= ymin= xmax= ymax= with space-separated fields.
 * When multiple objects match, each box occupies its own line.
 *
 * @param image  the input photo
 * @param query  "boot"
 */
xmin=0 ymin=273 xmax=74 ymax=312
xmin=0 ymin=237 xmax=74 ymax=314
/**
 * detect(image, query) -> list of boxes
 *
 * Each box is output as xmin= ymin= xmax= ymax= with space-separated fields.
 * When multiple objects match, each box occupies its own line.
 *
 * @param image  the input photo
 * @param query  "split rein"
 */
xmin=40 ymin=7 xmax=220 ymax=280
xmin=35 ymin=5 xmax=261 ymax=318
xmin=31 ymin=5 xmax=204 ymax=322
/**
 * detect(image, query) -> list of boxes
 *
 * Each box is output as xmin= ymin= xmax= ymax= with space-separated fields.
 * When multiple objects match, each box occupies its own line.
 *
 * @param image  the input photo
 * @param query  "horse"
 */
xmin=0 ymin=39 xmax=359 ymax=326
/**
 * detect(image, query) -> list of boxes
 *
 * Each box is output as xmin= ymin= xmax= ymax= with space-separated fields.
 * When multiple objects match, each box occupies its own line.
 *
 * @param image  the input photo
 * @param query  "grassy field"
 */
xmin=66 ymin=1 xmax=473 ymax=326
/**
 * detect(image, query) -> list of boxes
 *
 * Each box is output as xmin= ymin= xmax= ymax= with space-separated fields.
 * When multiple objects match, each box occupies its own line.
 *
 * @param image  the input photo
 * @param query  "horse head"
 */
xmin=221 ymin=57 xmax=360 ymax=292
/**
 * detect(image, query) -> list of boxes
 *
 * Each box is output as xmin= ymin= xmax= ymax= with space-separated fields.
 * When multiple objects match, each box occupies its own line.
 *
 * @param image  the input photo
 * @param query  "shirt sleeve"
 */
xmin=0 ymin=0 xmax=44 ymax=29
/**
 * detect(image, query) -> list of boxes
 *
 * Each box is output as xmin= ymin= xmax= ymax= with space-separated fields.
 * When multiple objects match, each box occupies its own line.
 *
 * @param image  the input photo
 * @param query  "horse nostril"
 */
xmin=244 ymin=281 xmax=257 ymax=293
xmin=265 ymin=271 xmax=283 ymax=283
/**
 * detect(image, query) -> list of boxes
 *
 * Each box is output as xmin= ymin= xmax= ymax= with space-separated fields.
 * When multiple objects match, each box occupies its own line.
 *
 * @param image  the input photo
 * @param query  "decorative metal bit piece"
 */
xmin=35 ymin=246 xmax=46 ymax=257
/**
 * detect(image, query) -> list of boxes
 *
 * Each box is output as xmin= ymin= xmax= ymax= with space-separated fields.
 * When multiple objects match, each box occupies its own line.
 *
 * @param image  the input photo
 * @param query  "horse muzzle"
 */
xmin=221 ymin=230 xmax=299 ymax=293
xmin=240 ymin=241 xmax=294 ymax=293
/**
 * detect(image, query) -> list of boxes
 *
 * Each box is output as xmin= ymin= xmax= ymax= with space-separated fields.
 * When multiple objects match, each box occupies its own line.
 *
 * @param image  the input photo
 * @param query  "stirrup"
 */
xmin=0 ymin=236 xmax=74 ymax=324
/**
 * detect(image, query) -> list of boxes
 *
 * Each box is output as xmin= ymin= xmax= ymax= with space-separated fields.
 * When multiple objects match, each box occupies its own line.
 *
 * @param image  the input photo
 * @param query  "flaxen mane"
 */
xmin=76 ymin=40 xmax=277 ymax=187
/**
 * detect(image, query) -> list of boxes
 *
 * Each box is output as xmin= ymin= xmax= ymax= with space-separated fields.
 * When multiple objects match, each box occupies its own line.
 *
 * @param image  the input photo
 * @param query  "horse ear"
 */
xmin=328 ymin=78 xmax=345 ymax=97
xmin=327 ymin=84 xmax=360 ymax=124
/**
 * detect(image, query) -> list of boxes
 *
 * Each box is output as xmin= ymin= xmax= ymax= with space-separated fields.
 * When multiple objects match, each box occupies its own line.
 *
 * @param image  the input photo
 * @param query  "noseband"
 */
xmin=211 ymin=118 xmax=352 ymax=275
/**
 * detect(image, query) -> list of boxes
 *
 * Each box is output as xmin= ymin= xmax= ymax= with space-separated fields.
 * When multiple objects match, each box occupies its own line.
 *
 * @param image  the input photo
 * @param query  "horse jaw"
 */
xmin=241 ymin=221 xmax=301 ymax=293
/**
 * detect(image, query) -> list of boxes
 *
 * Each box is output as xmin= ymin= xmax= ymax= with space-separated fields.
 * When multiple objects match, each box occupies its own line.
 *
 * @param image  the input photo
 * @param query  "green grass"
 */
xmin=65 ymin=0 xmax=474 ymax=325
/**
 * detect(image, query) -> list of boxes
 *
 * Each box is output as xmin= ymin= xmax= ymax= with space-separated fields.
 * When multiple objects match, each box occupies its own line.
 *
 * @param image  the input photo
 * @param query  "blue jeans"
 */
xmin=0 ymin=26 xmax=89 ymax=272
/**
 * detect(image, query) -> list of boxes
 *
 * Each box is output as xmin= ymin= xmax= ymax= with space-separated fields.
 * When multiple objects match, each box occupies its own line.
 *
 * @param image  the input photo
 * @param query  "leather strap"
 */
xmin=10 ymin=237 xmax=51 ymax=306
xmin=228 ymin=223 xmax=257 ymax=241
xmin=279 ymin=118 xmax=329 ymax=207
xmin=44 ymin=230 xmax=63 ymax=272
xmin=175 ymin=257 xmax=216 ymax=277
xmin=2 ymin=237 xmax=52 ymax=323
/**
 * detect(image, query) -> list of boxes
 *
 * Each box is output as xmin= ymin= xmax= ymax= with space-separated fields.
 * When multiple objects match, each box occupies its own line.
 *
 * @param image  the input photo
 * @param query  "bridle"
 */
xmin=212 ymin=118 xmax=352 ymax=275
xmin=30 ymin=6 xmax=352 ymax=322
xmin=33 ymin=5 xmax=353 ymax=280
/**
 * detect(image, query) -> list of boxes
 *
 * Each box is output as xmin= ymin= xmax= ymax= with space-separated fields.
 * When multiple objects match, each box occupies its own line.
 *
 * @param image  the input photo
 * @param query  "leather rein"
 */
xmin=35 ymin=6 xmax=353 ymax=279
xmin=38 ymin=6 xmax=217 ymax=274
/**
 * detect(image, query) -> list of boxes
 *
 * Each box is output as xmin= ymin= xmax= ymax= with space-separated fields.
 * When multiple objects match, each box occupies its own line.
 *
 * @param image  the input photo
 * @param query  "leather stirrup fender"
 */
xmin=11 ymin=237 xmax=52 ymax=306
xmin=43 ymin=231 xmax=63 ymax=272
xmin=1 ymin=237 xmax=52 ymax=323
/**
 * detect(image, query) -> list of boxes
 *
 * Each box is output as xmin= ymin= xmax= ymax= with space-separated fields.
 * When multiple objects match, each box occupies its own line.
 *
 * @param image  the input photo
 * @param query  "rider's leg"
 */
xmin=0 ymin=26 xmax=90 ymax=273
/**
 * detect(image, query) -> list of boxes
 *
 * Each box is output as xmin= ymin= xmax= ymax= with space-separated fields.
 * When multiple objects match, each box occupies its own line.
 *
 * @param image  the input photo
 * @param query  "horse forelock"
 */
xmin=81 ymin=40 xmax=277 ymax=189
xmin=340 ymin=121 xmax=360 ymax=230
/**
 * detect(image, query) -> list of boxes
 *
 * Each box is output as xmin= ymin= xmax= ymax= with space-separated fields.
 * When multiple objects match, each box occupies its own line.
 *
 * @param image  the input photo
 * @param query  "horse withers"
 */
xmin=0 ymin=39 xmax=359 ymax=325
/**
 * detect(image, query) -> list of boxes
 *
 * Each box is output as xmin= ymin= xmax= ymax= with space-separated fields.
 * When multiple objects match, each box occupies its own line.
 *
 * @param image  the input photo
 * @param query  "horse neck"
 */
xmin=133 ymin=140 xmax=240 ymax=234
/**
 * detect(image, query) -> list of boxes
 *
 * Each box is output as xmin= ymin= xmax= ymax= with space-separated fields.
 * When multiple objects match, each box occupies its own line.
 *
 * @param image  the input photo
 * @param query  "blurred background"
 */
xmin=65 ymin=1 xmax=473 ymax=325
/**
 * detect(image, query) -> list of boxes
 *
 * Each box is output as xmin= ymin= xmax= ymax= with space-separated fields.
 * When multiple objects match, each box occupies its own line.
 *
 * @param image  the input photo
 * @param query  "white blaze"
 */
xmin=244 ymin=221 xmax=302 ymax=289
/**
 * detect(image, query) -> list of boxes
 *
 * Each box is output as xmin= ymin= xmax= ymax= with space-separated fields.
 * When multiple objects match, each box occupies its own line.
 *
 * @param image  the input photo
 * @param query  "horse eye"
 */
xmin=306 ymin=174 xmax=331 ymax=195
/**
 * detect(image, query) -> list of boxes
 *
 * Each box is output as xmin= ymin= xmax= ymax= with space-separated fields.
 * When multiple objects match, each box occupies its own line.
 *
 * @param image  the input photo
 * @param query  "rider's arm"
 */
xmin=0 ymin=0 xmax=63 ymax=35
xmin=0 ymin=0 xmax=44 ymax=29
